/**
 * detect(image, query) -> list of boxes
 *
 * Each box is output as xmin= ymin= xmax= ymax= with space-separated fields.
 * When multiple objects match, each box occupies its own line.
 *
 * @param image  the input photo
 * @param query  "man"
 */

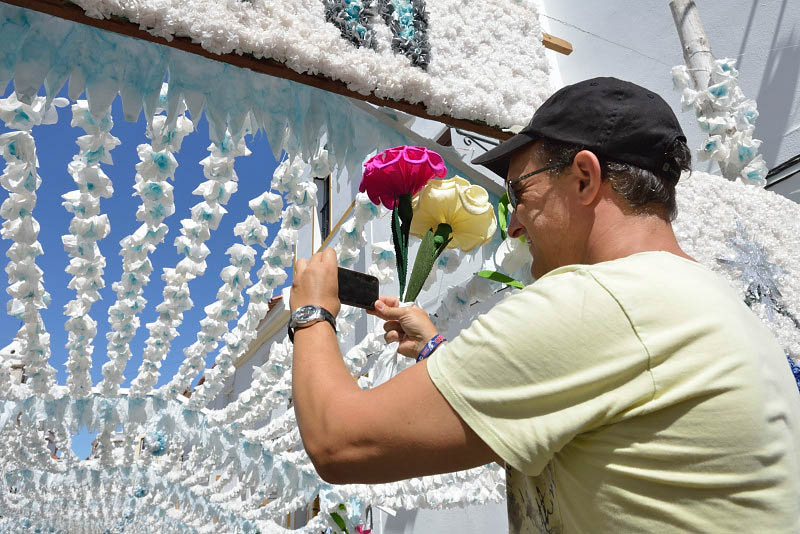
xmin=289 ymin=78 xmax=800 ymax=532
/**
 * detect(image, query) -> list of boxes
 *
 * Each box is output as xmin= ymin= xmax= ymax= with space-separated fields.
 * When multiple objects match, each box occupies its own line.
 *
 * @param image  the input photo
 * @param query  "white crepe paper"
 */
xmin=61 ymin=101 xmax=118 ymax=398
xmin=0 ymin=95 xmax=62 ymax=398
xmin=673 ymin=58 xmax=767 ymax=185
xmin=99 ymin=87 xmax=194 ymax=397
xmin=129 ymin=134 xmax=250 ymax=397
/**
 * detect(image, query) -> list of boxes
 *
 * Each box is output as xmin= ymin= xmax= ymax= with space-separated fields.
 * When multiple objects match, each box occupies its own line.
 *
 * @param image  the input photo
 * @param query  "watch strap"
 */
xmin=288 ymin=306 xmax=336 ymax=343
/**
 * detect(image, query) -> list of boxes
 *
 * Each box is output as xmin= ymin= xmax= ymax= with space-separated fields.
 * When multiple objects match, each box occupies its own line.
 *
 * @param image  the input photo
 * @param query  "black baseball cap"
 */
xmin=472 ymin=77 xmax=686 ymax=181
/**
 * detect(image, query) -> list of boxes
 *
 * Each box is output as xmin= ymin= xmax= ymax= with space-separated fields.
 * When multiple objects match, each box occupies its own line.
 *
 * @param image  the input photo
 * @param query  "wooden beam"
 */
xmin=315 ymin=198 xmax=356 ymax=254
xmin=4 ymin=0 xmax=523 ymax=140
xmin=542 ymin=33 xmax=573 ymax=55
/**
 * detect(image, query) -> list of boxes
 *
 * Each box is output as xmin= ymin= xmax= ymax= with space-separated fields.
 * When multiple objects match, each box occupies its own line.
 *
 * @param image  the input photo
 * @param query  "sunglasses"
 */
xmin=506 ymin=158 xmax=573 ymax=210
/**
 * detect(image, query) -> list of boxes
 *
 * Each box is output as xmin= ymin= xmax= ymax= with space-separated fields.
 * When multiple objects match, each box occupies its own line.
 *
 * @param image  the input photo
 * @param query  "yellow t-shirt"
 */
xmin=427 ymin=251 xmax=800 ymax=533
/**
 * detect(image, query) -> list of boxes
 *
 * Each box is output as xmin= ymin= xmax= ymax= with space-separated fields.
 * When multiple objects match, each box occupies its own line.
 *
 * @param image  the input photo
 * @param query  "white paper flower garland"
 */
xmin=129 ymin=134 xmax=251 ymax=397
xmin=64 ymin=0 xmax=550 ymax=127
xmin=0 ymin=4 xmax=523 ymax=184
xmin=674 ymin=171 xmax=800 ymax=360
xmin=182 ymin=152 xmax=321 ymax=410
xmin=0 ymin=465 xmax=251 ymax=533
xmin=672 ymin=58 xmax=768 ymax=186
xmin=0 ymin=94 xmax=66 ymax=399
xmin=0 ymin=391 xmax=343 ymax=532
xmin=368 ymin=240 xmax=396 ymax=284
xmin=99 ymin=93 xmax=194 ymax=396
xmin=162 ymin=165 xmax=284 ymax=400
xmin=61 ymin=100 xmax=119 ymax=398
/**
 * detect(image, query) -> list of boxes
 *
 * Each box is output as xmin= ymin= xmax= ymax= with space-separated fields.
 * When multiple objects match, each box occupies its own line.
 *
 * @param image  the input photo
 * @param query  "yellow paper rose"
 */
xmin=410 ymin=176 xmax=497 ymax=252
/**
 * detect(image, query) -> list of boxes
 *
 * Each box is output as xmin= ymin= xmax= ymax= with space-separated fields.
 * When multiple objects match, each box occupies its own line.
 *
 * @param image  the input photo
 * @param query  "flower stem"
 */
xmin=392 ymin=194 xmax=414 ymax=298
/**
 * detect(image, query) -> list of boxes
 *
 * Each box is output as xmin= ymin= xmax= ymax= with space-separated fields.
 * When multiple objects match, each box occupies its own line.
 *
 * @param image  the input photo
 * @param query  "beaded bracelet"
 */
xmin=417 ymin=334 xmax=447 ymax=362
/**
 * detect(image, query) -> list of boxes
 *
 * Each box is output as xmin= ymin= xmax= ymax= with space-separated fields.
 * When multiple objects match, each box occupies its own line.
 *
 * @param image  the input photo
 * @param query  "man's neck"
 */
xmin=584 ymin=213 xmax=695 ymax=265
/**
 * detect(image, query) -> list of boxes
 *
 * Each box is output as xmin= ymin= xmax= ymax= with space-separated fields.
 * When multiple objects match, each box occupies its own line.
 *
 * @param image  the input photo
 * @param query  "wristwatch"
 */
xmin=288 ymin=305 xmax=337 ymax=342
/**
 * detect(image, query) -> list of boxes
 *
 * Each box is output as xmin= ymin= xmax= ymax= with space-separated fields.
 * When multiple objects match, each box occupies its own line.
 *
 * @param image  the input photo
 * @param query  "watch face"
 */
xmin=295 ymin=305 xmax=318 ymax=322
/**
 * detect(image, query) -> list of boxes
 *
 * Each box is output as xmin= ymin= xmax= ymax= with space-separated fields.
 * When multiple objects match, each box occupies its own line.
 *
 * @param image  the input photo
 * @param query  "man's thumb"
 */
xmin=374 ymin=300 xmax=407 ymax=320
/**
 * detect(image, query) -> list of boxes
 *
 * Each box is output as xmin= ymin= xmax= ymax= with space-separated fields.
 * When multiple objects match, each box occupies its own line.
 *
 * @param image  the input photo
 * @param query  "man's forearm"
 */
xmin=291 ymin=321 xmax=360 ymax=467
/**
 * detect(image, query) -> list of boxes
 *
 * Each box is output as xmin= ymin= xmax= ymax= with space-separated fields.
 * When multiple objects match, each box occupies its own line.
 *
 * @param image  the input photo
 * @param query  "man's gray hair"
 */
xmin=534 ymin=138 xmax=692 ymax=221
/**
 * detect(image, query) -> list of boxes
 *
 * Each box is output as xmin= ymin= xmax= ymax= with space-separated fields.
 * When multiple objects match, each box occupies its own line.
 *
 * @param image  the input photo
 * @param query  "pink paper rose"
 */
xmin=359 ymin=146 xmax=447 ymax=209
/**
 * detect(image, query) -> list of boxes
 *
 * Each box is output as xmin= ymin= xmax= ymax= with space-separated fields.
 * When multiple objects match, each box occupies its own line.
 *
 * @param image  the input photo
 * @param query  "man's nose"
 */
xmin=507 ymin=210 xmax=524 ymax=239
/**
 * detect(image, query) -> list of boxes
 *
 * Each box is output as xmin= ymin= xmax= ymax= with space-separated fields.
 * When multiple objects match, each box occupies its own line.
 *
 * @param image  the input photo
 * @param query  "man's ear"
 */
xmin=571 ymin=150 xmax=603 ymax=205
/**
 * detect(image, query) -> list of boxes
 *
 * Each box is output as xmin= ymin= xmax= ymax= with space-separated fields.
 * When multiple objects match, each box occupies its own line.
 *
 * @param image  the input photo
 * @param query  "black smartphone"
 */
xmin=337 ymin=267 xmax=379 ymax=310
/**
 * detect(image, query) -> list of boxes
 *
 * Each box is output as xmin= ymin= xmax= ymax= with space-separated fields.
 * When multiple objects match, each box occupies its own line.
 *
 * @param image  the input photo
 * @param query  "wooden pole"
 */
xmin=315 ymin=198 xmax=357 ymax=254
xmin=0 ymin=0 xmax=574 ymax=141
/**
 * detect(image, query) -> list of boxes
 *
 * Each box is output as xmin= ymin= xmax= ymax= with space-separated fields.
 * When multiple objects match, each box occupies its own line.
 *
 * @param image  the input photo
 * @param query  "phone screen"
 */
xmin=337 ymin=267 xmax=379 ymax=310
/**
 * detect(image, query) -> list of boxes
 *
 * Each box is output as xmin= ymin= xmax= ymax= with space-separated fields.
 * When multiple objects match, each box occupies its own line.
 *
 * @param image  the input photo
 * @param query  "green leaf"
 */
xmin=330 ymin=512 xmax=347 ymax=532
xmin=404 ymin=228 xmax=435 ymax=303
xmin=403 ymin=223 xmax=452 ymax=303
xmin=498 ymin=193 xmax=509 ymax=241
xmin=477 ymin=270 xmax=525 ymax=290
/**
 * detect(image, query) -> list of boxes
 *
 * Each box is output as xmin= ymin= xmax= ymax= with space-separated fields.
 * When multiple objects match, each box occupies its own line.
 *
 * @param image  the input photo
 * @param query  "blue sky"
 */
xmin=1 ymin=83 xmax=283 ymax=456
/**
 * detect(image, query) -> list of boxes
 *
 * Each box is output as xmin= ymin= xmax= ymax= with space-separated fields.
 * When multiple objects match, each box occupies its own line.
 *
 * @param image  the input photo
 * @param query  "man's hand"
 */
xmin=368 ymin=296 xmax=439 ymax=358
xmin=290 ymin=248 xmax=341 ymax=317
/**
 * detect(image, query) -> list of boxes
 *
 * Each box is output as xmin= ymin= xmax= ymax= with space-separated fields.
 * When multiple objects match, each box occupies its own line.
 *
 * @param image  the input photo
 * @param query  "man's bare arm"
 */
xmin=291 ymin=250 xmax=501 ymax=484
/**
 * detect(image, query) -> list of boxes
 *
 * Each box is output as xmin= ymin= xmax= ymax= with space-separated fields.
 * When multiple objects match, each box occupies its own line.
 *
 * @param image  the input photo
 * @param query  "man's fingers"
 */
xmin=366 ymin=296 xmax=401 ymax=317
xmin=382 ymin=320 xmax=403 ymax=334
xmin=372 ymin=301 xmax=411 ymax=321
xmin=378 ymin=296 xmax=400 ymax=308
xmin=322 ymin=247 xmax=337 ymax=265
xmin=383 ymin=322 xmax=406 ymax=345
xmin=396 ymin=340 xmax=419 ymax=359
xmin=384 ymin=329 xmax=404 ymax=344
xmin=294 ymin=258 xmax=308 ymax=279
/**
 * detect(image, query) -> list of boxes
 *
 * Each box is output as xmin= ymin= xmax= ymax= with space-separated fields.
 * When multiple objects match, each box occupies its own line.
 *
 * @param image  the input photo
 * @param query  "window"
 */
xmin=314 ymin=175 xmax=331 ymax=241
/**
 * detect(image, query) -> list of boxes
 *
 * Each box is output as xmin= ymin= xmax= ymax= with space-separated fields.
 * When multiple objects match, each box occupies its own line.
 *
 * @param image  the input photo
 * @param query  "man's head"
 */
xmin=472 ymin=77 xmax=691 ymax=277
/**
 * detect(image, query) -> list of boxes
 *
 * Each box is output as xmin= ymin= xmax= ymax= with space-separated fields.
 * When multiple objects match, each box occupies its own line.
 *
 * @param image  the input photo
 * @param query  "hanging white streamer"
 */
xmin=129 ymin=134 xmax=251 ymax=397
xmin=100 ymin=87 xmax=194 ymax=397
xmin=183 ymin=150 xmax=326 ymax=409
xmin=61 ymin=100 xmax=119 ymax=398
xmin=100 ymin=110 xmax=192 ymax=396
xmin=673 ymin=58 xmax=767 ymax=185
xmin=0 ymin=94 xmax=67 ymax=398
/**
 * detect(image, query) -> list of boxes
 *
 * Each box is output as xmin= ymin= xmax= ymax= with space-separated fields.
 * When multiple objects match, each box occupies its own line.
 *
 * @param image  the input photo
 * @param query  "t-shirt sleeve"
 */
xmin=426 ymin=268 xmax=655 ymax=476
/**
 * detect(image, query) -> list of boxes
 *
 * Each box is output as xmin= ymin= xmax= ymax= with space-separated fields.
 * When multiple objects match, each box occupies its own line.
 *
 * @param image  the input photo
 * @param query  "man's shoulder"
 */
xmin=492 ymin=263 xmax=632 ymax=328
xmin=542 ymin=251 xmax=706 ymax=279
xmin=539 ymin=251 xmax=718 ymax=300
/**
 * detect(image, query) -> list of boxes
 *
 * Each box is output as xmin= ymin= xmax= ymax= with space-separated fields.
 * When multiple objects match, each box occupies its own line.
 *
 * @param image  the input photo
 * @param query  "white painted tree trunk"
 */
xmin=670 ymin=0 xmax=743 ymax=180
xmin=670 ymin=0 xmax=714 ymax=90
